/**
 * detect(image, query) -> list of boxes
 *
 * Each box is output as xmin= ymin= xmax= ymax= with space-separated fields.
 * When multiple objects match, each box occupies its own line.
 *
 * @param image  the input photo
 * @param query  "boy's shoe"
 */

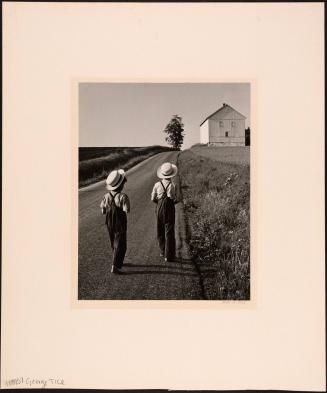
xmin=111 ymin=266 xmax=123 ymax=274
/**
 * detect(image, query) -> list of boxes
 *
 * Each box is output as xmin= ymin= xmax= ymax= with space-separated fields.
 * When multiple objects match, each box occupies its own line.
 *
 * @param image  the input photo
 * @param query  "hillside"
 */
xmin=79 ymin=146 xmax=173 ymax=187
xmin=191 ymin=144 xmax=250 ymax=165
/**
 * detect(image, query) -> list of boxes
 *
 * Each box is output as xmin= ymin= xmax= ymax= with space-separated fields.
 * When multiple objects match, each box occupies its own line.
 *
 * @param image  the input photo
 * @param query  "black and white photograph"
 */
xmin=78 ymin=83 xmax=251 ymax=300
xmin=3 ymin=2 xmax=324 ymax=391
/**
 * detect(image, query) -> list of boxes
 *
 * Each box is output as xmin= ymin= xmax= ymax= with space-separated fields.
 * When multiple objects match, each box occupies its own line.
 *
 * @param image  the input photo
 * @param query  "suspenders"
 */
xmin=160 ymin=181 xmax=171 ymax=198
xmin=109 ymin=191 xmax=118 ymax=206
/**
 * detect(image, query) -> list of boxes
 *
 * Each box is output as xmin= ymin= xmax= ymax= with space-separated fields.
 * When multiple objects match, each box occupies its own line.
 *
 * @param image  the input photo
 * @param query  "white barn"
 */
xmin=200 ymin=103 xmax=246 ymax=146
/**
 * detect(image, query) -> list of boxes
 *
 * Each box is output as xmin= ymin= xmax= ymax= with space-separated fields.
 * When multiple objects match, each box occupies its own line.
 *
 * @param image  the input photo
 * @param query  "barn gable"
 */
xmin=200 ymin=103 xmax=246 ymax=126
xmin=199 ymin=103 xmax=246 ymax=146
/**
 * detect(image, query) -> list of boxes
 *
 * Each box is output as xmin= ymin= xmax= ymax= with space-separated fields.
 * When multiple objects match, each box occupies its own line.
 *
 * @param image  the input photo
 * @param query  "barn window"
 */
xmin=219 ymin=121 xmax=224 ymax=127
xmin=225 ymin=132 xmax=229 ymax=137
xmin=231 ymin=121 xmax=236 ymax=127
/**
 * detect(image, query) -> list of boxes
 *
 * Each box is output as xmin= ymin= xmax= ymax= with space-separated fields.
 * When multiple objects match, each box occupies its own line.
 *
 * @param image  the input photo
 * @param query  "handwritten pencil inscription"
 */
xmin=5 ymin=377 xmax=64 ymax=389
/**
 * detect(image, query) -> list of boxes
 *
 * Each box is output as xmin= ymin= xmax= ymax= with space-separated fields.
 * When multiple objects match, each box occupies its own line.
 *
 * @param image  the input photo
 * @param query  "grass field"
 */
xmin=191 ymin=144 xmax=250 ymax=165
xmin=178 ymin=148 xmax=250 ymax=300
xmin=79 ymin=146 xmax=173 ymax=187
xmin=79 ymin=147 xmax=134 ymax=162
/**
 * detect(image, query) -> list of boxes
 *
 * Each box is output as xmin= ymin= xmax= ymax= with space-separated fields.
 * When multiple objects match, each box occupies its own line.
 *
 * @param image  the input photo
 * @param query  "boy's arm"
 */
xmin=151 ymin=183 xmax=158 ymax=203
xmin=100 ymin=195 xmax=107 ymax=214
xmin=122 ymin=194 xmax=130 ymax=213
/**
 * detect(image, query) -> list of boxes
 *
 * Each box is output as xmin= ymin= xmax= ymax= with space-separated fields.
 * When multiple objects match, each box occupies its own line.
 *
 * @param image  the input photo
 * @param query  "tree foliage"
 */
xmin=164 ymin=115 xmax=185 ymax=150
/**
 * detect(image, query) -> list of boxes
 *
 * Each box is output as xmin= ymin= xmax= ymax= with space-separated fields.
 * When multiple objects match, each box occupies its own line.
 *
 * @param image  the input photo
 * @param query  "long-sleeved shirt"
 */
xmin=151 ymin=179 xmax=180 ymax=204
xmin=100 ymin=192 xmax=130 ymax=214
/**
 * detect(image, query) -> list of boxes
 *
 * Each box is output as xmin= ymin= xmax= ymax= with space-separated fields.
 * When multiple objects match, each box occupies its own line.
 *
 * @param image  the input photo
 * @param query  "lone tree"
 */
xmin=164 ymin=115 xmax=185 ymax=150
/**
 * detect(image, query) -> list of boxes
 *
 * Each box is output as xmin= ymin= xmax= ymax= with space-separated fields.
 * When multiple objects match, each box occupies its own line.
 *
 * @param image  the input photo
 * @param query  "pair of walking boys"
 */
xmin=100 ymin=162 xmax=179 ymax=274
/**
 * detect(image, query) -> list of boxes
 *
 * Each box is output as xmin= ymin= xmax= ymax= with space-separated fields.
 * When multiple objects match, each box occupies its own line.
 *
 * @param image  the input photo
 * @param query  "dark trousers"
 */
xmin=108 ymin=230 xmax=127 ymax=269
xmin=156 ymin=199 xmax=175 ymax=260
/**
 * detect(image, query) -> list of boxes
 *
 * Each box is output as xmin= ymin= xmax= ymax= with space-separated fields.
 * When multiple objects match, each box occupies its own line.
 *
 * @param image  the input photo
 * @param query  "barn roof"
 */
xmin=200 ymin=103 xmax=246 ymax=126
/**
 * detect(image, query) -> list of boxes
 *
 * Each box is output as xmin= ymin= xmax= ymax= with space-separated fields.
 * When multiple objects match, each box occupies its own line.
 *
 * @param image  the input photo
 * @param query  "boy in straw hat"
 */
xmin=100 ymin=169 xmax=130 ymax=274
xmin=151 ymin=162 xmax=179 ymax=262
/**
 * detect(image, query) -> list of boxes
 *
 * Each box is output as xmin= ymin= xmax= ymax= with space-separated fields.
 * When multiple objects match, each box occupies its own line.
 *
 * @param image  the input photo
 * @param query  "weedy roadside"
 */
xmin=178 ymin=149 xmax=250 ymax=300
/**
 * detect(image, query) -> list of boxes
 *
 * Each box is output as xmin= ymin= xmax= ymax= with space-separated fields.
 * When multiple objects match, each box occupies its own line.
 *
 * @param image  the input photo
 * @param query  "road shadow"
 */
xmin=122 ymin=256 xmax=214 ymax=298
xmin=123 ymin=263 xmax=196 ymax=272
xmin=119 ymin=270 xmax=198 ymax=277
xmin=172 ymin=258 xmax=194 ymax=265
xmin=121 ymin=259 xmax=217 ymax=279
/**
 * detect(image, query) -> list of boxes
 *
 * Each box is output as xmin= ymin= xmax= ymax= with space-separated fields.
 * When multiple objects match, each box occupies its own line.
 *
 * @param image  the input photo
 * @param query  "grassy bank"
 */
xmin=79 ymin=146 xmax=172 ymax=187
xmin=178 ymin=148 xmax=250 ymax=300
xmin=191 ymin=144 xmax=250 ymax=165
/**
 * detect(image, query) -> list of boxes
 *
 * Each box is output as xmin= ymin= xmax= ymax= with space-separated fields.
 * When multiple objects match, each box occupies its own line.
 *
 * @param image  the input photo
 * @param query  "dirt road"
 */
xmin=78 ymin=151 xmax=204 ymax=300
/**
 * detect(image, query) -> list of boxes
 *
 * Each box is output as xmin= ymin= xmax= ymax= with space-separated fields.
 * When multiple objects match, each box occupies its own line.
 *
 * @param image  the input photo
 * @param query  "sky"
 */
xmin=79 ymin=83 xmax=250 ymax=149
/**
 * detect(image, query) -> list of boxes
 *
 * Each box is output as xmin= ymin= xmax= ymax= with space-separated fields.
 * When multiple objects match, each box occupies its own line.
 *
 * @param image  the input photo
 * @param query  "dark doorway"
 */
xmin=245 ymin=127 xmax=250 ymax=146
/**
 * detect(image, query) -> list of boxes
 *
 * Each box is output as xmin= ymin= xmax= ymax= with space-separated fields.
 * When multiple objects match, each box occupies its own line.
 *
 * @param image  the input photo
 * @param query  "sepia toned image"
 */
xmin=78 ymin=83 xmax=251 ymax=300
xmin=2 ymin=2 xmax=324 ymax=391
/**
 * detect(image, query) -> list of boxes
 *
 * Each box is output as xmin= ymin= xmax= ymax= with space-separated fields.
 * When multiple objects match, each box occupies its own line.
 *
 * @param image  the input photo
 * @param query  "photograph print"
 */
xmin=78 ymin=83 xmax=251 ymax=300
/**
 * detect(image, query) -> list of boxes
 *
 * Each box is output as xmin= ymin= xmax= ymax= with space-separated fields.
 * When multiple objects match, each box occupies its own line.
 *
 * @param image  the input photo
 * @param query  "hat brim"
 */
xmin=106 ymin=169 xmax=126 ymax=190
xmin=157 ymin=164 xmax=178 ymax=179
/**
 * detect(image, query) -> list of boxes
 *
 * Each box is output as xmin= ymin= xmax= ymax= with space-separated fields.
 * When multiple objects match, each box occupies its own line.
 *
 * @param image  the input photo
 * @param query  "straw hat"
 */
xmin=157 ymin=162 xmax=178 ymax=179
xmin=105 ymin=169 xmax=126 ymax=190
